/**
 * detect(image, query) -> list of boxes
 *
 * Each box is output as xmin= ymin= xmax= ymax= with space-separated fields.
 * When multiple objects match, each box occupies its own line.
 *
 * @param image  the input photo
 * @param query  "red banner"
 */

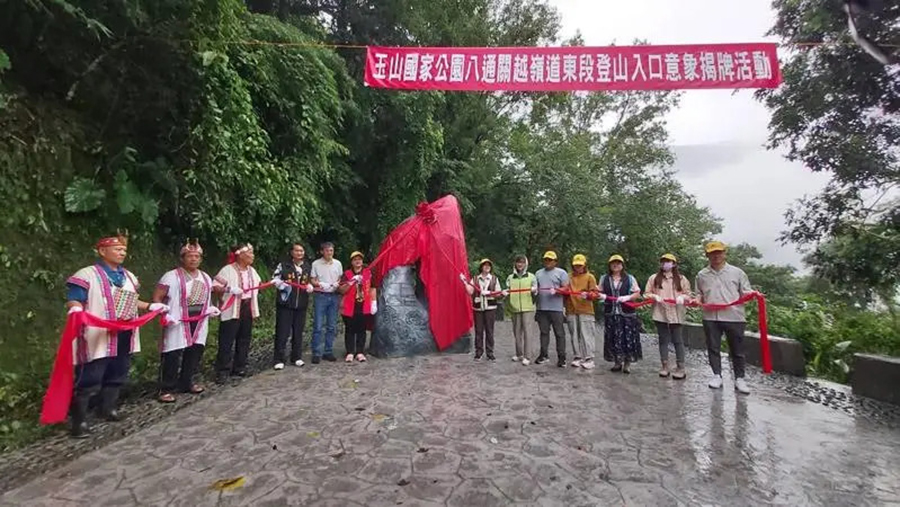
xmin=364 ymin=43 xmax=781 ymax=92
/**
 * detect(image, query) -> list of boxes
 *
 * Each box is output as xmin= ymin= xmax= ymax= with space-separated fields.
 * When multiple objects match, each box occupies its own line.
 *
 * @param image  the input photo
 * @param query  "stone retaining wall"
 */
xmin=683 ymin=323 xmax=806 ymax=377
xmin=851 ymin=354 xmax=900 ymax=406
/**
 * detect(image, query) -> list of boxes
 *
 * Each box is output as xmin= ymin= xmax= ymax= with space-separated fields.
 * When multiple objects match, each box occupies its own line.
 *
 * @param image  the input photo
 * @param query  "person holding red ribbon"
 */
xmin=338 ymin=251 xmax=377 ymax=363
xmin=645 ymin=253 xmax=692 ymax=380
xmin=505 ymin=254 xmax=537 ymax=365
xmin=462 ymin=258 xmax=505 ymax=361
xmin=565 ymin=254 xmax=600 ymax=370
xmin=696 ymin=241 xmax=756 ymax=394
xmin=534 ymin=251 xmax=569 ymax=367
xmin=64 ymin=233 xmax=169 ymax=438
xmin=598 ymin=254 xmax=642 ymax=374
xmin=152 ymin=240 xmax=219 ymax=403
xmin=213 ymin=242 xmax=261 ymax=384
xmin=271 ymin=242 xmax=314 ymax=370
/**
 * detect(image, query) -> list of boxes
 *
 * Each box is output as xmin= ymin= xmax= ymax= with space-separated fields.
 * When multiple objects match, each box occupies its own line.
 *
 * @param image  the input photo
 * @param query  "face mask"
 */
xmin=662 ymin=262 xmax=674 ymax=272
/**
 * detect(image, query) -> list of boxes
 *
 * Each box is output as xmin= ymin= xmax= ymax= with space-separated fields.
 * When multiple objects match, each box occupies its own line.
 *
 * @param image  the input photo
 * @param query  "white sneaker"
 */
xmin=511 ymin=356 xmax=520 ymax=362
xmin=734 ymin=378 xmax=750 ymax=395
xmin=708 ymin=375 xmax=723 ymax=389
xmin=581 ymin=359 xmax=595 ymax=370
xmin=294 ymin=359 xmax=305 ymax=367
xmin=571 ymin=359 xmax=583 ymax=368
xmin=274 ymin=363 xmax=285 ymax=370
xmin=521 ymin=358 xmax=531 ymax=366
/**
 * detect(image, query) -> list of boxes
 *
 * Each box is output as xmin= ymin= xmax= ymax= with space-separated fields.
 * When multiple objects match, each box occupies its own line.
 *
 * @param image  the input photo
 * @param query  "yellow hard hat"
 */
xmin=660 ymin=253 xmax=678 ymax=262
xmin=478 ymin=258 xmax=493 ymax=267
xmin=572 ymin=254 xmax=587 ymax=266
xmin=608 ymin=254 xmax=625 ymax=264
xmin=350 ymin=251 xmax=364 ymax=261
xmin=542 ymin=251 xmax=558 ymax=260
xmin=704 ymin=241 xmax=727 ymax=254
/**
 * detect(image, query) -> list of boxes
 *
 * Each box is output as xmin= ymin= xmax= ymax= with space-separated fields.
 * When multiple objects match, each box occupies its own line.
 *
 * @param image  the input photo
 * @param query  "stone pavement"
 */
xmin=3 ymin=321 xmax=900 ymax=506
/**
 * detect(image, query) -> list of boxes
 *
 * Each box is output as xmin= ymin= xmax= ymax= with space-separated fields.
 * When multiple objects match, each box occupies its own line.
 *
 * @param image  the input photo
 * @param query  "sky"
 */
xmin=550 ymin=0 xmax=832 ymax=269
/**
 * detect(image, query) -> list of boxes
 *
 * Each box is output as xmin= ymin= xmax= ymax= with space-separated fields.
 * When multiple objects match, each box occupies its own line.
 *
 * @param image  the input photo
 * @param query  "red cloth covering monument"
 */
xmin=369 ymin=195 xmax=473 ymax=350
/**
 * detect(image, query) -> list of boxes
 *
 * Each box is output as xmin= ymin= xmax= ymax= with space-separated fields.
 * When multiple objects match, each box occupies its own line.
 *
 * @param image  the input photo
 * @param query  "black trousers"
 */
xmin=702 ymin=320 xmax=747 ymax=378
xmin=217 ymin=304 xmax=253 ymax=375
xmin=343 ymin=312 xmax=369 ymax=356
xmin=75 ymin=331 xmax=133 ymax=390
xmin=473 ymin=309 xmax=496 ymax=357
xmin=536 ymin=311 xmax=566 ymax=361
xmin=274 ymin=305 xmax=308 ymax=363
xmin=159 ymin=342 xmax=205 ymax=394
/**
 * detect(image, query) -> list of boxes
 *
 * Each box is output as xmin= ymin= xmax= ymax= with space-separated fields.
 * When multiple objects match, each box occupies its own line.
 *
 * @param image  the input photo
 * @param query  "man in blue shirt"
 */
xmin=534 ymin=251 xmax=569 ymax=367
xmin=65 ymin=234 xmax=167 ymax=438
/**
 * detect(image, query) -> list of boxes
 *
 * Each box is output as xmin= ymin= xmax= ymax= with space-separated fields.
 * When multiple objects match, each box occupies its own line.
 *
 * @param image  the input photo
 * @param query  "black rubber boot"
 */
xmin=98 ymin=386 xmax=124 ymax=422
xmin=70 ymin=388 xmax=97 ymax=439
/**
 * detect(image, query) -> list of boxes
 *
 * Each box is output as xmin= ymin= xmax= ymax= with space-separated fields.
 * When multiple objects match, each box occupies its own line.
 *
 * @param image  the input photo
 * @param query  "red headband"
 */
xmin=96 ymin=236 xmax=127 ymax=249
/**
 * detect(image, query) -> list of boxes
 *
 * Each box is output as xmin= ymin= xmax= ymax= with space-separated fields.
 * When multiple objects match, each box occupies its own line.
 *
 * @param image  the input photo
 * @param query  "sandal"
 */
xmin=189 ymin=384 xmax=205 ymax=394
xmin=158 ymin=393 xmax=176 ymax=403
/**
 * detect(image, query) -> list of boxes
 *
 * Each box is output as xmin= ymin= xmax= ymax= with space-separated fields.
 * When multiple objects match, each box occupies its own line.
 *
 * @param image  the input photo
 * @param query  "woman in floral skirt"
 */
xmin=597 ymin=254 xmax=642 ymax=373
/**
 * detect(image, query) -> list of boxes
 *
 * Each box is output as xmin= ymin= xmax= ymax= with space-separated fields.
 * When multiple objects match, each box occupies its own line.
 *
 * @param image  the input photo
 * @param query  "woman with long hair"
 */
xmin=598 ymin=255 xmax=642 ymax=373
xmin=645 ymin=253 xmax=692 ymax=380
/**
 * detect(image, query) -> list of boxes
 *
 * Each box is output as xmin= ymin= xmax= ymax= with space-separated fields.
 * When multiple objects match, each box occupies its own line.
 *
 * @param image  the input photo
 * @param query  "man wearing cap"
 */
xmin=65 ymin=233 xmax=169 ymax=438
xmin=153 ymin=240 xmax=219 ymax=403
xmin=566 ymin=254 xmax=599 ymax=369
xmin=534 ymin=251 xmax=569 ymax=367
xmin=271 ymin=242 xmax=314 ymax=370
xmin=310 ymin=242 xmax=343 ymax=363
xmin=338 ymin=251 xmax=377 ymax=363
xmin=696 ymin=241 xmax=755 ymax=394
xmin=462 ymin=259 xmax=504 ymax=361
xmin=505 ymin=255 xmax=538 ymax=365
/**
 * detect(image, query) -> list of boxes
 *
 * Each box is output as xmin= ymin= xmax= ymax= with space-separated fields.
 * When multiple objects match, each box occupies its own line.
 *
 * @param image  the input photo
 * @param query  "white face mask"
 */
xmin=661 ymin=262 xmax=674 ymax=272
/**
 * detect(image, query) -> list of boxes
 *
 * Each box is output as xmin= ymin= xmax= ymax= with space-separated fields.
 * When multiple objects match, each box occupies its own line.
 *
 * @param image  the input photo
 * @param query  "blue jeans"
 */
xmin=312 ymin=293 xmax=340 ymax=356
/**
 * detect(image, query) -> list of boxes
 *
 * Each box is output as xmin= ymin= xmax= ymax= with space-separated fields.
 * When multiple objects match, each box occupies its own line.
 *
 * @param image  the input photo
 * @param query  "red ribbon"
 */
xmin=219 ymin=281 xmax=275 ymax=311
xmin=614 ymin=292 xmax=772 ymax=374
xmin=40 ymin=309 xmax=164 ymax=425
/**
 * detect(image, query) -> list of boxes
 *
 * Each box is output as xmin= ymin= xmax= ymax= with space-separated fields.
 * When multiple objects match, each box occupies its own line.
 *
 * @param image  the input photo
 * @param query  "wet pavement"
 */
xmin=3 ymin=321 xmax=900 ymax=506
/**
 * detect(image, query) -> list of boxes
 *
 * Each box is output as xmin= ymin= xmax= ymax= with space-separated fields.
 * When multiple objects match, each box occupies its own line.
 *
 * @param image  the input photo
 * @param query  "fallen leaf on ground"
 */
xmin=210 ymin=477 xmax=245 ymax=491
xmin=371 ymin=414 xmax=390 ymax=422
xmin=397 ymin=478 xmax=410 ymax=486
xmin=306 ymin=431 xmax=320 ymax=438
xmin=417 ymin=447 xmax=429 ymax=453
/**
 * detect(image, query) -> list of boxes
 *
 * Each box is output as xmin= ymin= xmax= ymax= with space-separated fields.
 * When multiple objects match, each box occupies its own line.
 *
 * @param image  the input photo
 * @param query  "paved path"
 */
xmin=3 ymin=322 xmax=900 ymax=506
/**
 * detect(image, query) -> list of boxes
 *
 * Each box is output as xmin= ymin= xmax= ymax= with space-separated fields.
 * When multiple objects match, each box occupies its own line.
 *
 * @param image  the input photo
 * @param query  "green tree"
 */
xmin=757 ymin=0 xmax=899 ymax=295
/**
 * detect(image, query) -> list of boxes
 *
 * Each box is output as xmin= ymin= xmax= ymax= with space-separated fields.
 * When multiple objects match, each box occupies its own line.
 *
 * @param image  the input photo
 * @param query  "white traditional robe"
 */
xmin=158 ymin=268 xmax=213 ymax=352
xmin=67 ymin=265 xmax=141 ymax=365
xmin=214 ymin=264 xmax=261 ymax=321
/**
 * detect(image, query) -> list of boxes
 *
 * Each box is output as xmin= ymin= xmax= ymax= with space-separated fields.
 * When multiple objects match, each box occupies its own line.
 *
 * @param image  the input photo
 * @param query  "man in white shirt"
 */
xmin=696 ymin=241 xmax=758 ymax=395
xmin=310 ymin=242 xmax=343 ymax=363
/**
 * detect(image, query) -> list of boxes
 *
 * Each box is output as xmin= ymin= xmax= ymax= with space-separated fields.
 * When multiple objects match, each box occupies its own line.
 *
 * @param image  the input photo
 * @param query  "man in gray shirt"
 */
xmin=534 ymin=251 xmax=569 ymax=367
xmin=310 ymin=242 xmax=343 ymax=363
xmin=696 ymin=241 xmax=758 ymax=395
